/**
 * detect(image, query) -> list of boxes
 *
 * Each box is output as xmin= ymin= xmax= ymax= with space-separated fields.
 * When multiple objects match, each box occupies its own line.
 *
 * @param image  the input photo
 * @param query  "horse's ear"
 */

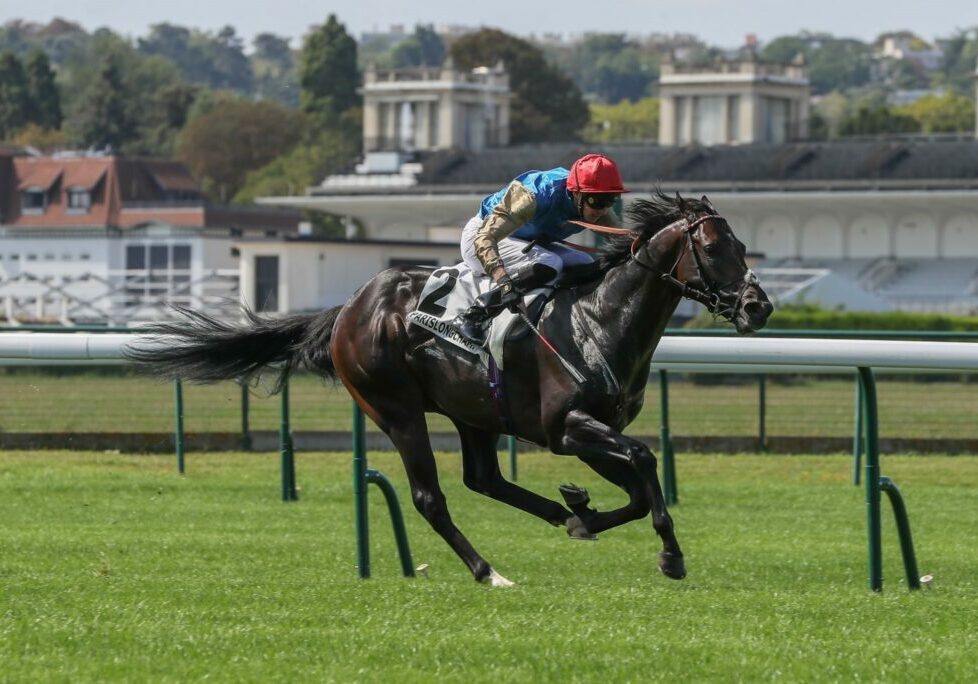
xmin=675 ymin=192 xmax=688 ymax=213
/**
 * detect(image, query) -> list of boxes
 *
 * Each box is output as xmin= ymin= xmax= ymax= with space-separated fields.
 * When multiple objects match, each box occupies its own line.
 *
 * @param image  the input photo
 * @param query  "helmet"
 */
xmin=567 ymin=153 xmax=629 ymax=193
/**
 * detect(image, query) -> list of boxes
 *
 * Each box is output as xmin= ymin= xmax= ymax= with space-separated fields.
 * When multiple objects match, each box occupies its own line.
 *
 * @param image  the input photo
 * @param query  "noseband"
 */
xmin=630 ymin=213 xmax=758 ymax=318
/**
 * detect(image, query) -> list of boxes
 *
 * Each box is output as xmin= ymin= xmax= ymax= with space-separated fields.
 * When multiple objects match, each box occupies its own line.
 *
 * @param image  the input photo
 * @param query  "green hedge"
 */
xmin=684 ymin=302 xmax=978 ymax=331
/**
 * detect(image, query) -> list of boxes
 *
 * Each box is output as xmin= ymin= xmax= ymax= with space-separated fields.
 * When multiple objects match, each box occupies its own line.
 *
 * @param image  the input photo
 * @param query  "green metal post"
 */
xmin=508 ymin=435 xmax=518 ymax=481
xmin=174 ymin=380 xmax=185 ymax=474
xmin=353 ymin=403 xmax=370 ymax=578
xmin=279 ymin=379 xmax=297 ymax=501
xmin=858 ymin=367 xmax=882 ymax=592
xmin=240 ymin=381 xmax=252 ymax=451
xmin=758 ymin=374 xmax=767 ymax=452
xmin=879 ymin=477 xmax=921 ymax=590
xmin=853 ymin=378 xmax=864 ymax=486
xmin=659 ymin=370 xmax=677 ymax=505
xmin=365 ymin=469 xmax=415 ymax=577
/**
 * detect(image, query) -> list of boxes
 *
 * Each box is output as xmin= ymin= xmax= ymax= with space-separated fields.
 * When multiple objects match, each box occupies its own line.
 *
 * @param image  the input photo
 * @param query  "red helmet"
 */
xmin=567 ymin=153 xmax=629 ymax=193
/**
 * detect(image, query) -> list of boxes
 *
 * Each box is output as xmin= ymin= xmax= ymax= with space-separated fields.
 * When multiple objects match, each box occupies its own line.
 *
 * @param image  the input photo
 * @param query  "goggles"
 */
xmin=584 ymin=193 xmax=620 ymax=210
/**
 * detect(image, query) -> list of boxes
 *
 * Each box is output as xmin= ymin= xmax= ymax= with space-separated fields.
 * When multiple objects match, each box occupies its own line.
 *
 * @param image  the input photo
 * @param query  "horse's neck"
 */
xmin=580 ymin=227 xmax=683 ymax=387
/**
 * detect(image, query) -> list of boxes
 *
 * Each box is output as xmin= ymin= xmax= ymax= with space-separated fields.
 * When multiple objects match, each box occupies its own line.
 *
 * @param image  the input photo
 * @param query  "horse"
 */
xmin=126 ymin=191 xmax=774 ymax=587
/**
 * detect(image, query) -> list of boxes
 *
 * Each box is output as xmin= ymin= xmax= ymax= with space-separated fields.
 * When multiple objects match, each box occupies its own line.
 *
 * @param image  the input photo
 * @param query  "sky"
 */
xmin=5 ymin=0 xmax=978 ymax=48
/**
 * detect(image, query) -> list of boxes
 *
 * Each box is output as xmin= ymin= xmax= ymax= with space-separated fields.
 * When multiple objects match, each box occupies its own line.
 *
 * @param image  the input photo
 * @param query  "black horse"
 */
xmin=127 ymin=192 xmax=773 ymax=586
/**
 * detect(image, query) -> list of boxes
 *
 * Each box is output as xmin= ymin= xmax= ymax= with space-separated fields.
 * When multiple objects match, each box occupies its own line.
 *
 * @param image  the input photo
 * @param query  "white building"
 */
xmin=0 ymin=151 xmax=298 ymax=324
xmin=658 ymin=53 xmax=810 ymax=146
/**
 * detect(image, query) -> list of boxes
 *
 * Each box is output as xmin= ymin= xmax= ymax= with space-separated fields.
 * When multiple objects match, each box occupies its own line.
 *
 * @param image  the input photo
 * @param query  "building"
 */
xmin=658 ymin=53 xmax=811 ymax=146
xmin=237 ymin=237 xmax=460 ymax=313
xmin=0 ymin=150 xmax=299 ymax=324
xmin=360 ymin=60 xmax=510 ymax=157
xmin=260 ymin=135 xmax=978 ymax=316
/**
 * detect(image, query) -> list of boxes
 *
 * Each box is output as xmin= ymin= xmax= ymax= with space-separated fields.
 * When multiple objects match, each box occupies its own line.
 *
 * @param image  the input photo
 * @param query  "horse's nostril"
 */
xmin=744 ymin=300 xmax=773 ymax=318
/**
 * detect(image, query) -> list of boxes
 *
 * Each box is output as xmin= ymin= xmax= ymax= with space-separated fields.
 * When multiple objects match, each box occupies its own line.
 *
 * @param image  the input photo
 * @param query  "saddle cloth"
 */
xmin=406 ymin=264 xmax=550 ymax=368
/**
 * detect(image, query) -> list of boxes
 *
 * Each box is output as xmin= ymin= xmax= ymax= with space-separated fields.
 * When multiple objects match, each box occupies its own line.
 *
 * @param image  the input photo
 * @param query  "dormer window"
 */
xmin=66 ymin=187 xmax=92 ymax=213
xmin=21 ymin=188 xmax=47 ymax=215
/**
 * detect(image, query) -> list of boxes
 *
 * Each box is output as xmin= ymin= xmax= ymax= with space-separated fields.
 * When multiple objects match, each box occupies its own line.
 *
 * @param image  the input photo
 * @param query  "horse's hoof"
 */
xmin=565 ymin=515 xmax=598 ymax=541
xmin=478 ymin=567 xmax=515 ymax=588
xmin=658 ymin=552 xmax=686 ymax=580
xmin=559 ymin=483 xmax=590 ymax=507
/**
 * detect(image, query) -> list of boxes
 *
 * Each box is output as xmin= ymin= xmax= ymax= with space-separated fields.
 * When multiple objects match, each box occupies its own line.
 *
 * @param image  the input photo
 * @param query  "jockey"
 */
xmin=452 ymin=153 xmax=629 ymax=345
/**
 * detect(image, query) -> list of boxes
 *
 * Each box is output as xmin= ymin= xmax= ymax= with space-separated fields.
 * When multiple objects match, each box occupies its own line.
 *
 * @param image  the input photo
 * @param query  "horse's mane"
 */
xmin=595 ymin=190 xmax=716 ymax=270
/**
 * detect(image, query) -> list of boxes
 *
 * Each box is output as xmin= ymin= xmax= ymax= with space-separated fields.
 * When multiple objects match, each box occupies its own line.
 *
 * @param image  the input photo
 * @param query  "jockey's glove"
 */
xmin=496 ymin=275 xmax=522 ymax=313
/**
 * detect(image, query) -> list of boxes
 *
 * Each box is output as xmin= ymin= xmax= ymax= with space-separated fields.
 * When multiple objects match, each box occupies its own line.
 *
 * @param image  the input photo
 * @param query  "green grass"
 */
xmin=1 ymin=450 xmax=977 ymax=681
xmin=1 ymin=371 xmax=976 ymax=439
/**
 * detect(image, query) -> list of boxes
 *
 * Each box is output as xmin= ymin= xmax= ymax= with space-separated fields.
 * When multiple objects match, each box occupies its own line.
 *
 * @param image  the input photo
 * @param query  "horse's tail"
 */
xmin=124 ymin=304 xmax=343 ymax=391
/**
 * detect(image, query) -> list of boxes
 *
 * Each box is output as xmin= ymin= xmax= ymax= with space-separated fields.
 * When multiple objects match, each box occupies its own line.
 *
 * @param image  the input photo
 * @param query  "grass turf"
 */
xmin=1 ymin=450 xmax=977 ymax=681
xmin=1 ymin=371 xmax=976 ymax=439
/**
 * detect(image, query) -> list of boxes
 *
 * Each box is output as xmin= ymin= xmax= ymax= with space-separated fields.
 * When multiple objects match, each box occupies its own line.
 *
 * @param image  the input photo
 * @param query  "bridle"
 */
xmin=629 ymin=213 xmax=758 ymax=319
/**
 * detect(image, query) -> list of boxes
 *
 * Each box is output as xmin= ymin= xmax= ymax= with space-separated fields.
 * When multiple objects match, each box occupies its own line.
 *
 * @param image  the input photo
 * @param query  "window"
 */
xmin=124 ymin=243 xmax=192 ymax=305
xmin=21 ymin=189 xmax=46 ymax=214
xmin=66 ymin=188 xmax=91 ymax=213
xmin=693 ymin=96 xmax=724 ymax=146
xmin=764 ymin=98 xmax=789 ymax=144
xmin=727 ymin=96 xmax=740 ymax=143
xmin=254 ymin=256 xmax=279 ymax=312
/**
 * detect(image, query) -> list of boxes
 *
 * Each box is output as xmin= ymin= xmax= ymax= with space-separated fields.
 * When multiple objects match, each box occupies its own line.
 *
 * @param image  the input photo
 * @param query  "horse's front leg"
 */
xmin=553 ymin=409 xmax=686 ymax=580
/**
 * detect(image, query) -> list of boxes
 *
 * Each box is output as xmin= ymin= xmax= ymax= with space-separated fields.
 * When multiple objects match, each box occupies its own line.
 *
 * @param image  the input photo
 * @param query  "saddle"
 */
xmin=406 ymin=261 xmax=602 ymax=367
xmin=406 ymin=264 xmax=549 ymax=361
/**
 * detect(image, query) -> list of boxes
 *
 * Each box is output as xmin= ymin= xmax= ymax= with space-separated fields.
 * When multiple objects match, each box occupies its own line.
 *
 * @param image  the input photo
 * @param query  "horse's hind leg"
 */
xmin=454 ymin=420 xmax=572 ymax=528
xmin=364 ymin=401 xmax=513 ymax=586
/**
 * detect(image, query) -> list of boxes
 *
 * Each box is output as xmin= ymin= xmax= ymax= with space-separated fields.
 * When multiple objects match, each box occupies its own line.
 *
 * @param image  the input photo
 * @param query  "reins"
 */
xmin=568 ymin=214 xmax=758 ymax=318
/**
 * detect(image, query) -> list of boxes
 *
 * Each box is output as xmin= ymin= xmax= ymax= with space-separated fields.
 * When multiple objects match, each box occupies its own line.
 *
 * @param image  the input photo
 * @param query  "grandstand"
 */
xmin=253 ymin=134 xmax=978 ymax=316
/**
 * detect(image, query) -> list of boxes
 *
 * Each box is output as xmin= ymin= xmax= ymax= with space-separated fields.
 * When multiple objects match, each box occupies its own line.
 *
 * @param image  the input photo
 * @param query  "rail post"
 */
xmin=758 ymin=373 xmax=767 ymax=452
xmin=279 ymin=378 xmax=297 ymax=501
xmin=852 ymin=378 xmax=864 ymax=485
xmin=353 ymin=403 xmax=414 ymax=578
xmin=174 ymin=380 xmax=185 ymax=474
xmin=659 ymin=370 xmax=678 ymax=505
xmin=240 ymin=380 xmax=252 ymax=451
xmin=858 ymin=366 xmax=920 ymax=592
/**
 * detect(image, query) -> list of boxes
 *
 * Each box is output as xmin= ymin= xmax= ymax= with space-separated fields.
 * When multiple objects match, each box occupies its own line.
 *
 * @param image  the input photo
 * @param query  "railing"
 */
xmin=3 ymin=332 xmax=977 ymax=591
xmin=0 ymin=269 xmax=239 ymax=324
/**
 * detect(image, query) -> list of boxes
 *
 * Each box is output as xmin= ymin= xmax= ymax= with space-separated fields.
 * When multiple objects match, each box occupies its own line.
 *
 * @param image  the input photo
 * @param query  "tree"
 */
xmin=252 ymin=33 xmax=298 ymax=107
xmin=898 ymin=91 xmax=976 ymax=133
xmin=760 ymin=33 xmax=873 ymax=95
xmin=24 ymin=49 xmax=62 ymax=130
xmin=450 ymin=28 xmax=589 ymax=143
xmin=234 ymin=124 xmax=359 ymax=204
xmin=934 ymin=27 xmax=978 ymax=92
xmin=138 ymin=23 xmax=253 ymax=93
xmin=583 ymin=97 xmax=659 ymax=142
xmin=389 ymin=25 xmax=445 ymax=68
xmin=73 ymin=54 xmax=137 ymax=150
xmin=299 ymin=14 xmax=359 ymax=119
xmin=556 ymin=34 xmax=656 ymax=104
xmin=176 ymin=99 xmax=306 ymax=201
xmin=0 ymin=51 xmax=30 ymax=140
xmin=839 ymin=101 xmax=920 ymax=136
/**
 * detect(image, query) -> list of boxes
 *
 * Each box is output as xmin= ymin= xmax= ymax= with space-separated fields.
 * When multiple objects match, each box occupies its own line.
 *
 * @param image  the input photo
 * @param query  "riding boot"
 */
xmin=451 ymin=264 xmax=559 ymax=345
xmin=451 ymin=286 xmax=511 ymax=345
xmin=452 ymin=304 xmax=492 ymax=345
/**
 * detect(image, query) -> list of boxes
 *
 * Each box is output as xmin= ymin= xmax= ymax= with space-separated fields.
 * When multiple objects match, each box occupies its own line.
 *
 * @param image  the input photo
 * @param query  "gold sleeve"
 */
xmin=473 ymin=182 xmax=537 ymax=275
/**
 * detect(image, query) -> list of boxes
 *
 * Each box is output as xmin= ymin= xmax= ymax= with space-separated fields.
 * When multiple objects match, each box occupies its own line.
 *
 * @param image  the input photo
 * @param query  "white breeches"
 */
xmin=460 ymin=214 xmax=594 ymax=277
